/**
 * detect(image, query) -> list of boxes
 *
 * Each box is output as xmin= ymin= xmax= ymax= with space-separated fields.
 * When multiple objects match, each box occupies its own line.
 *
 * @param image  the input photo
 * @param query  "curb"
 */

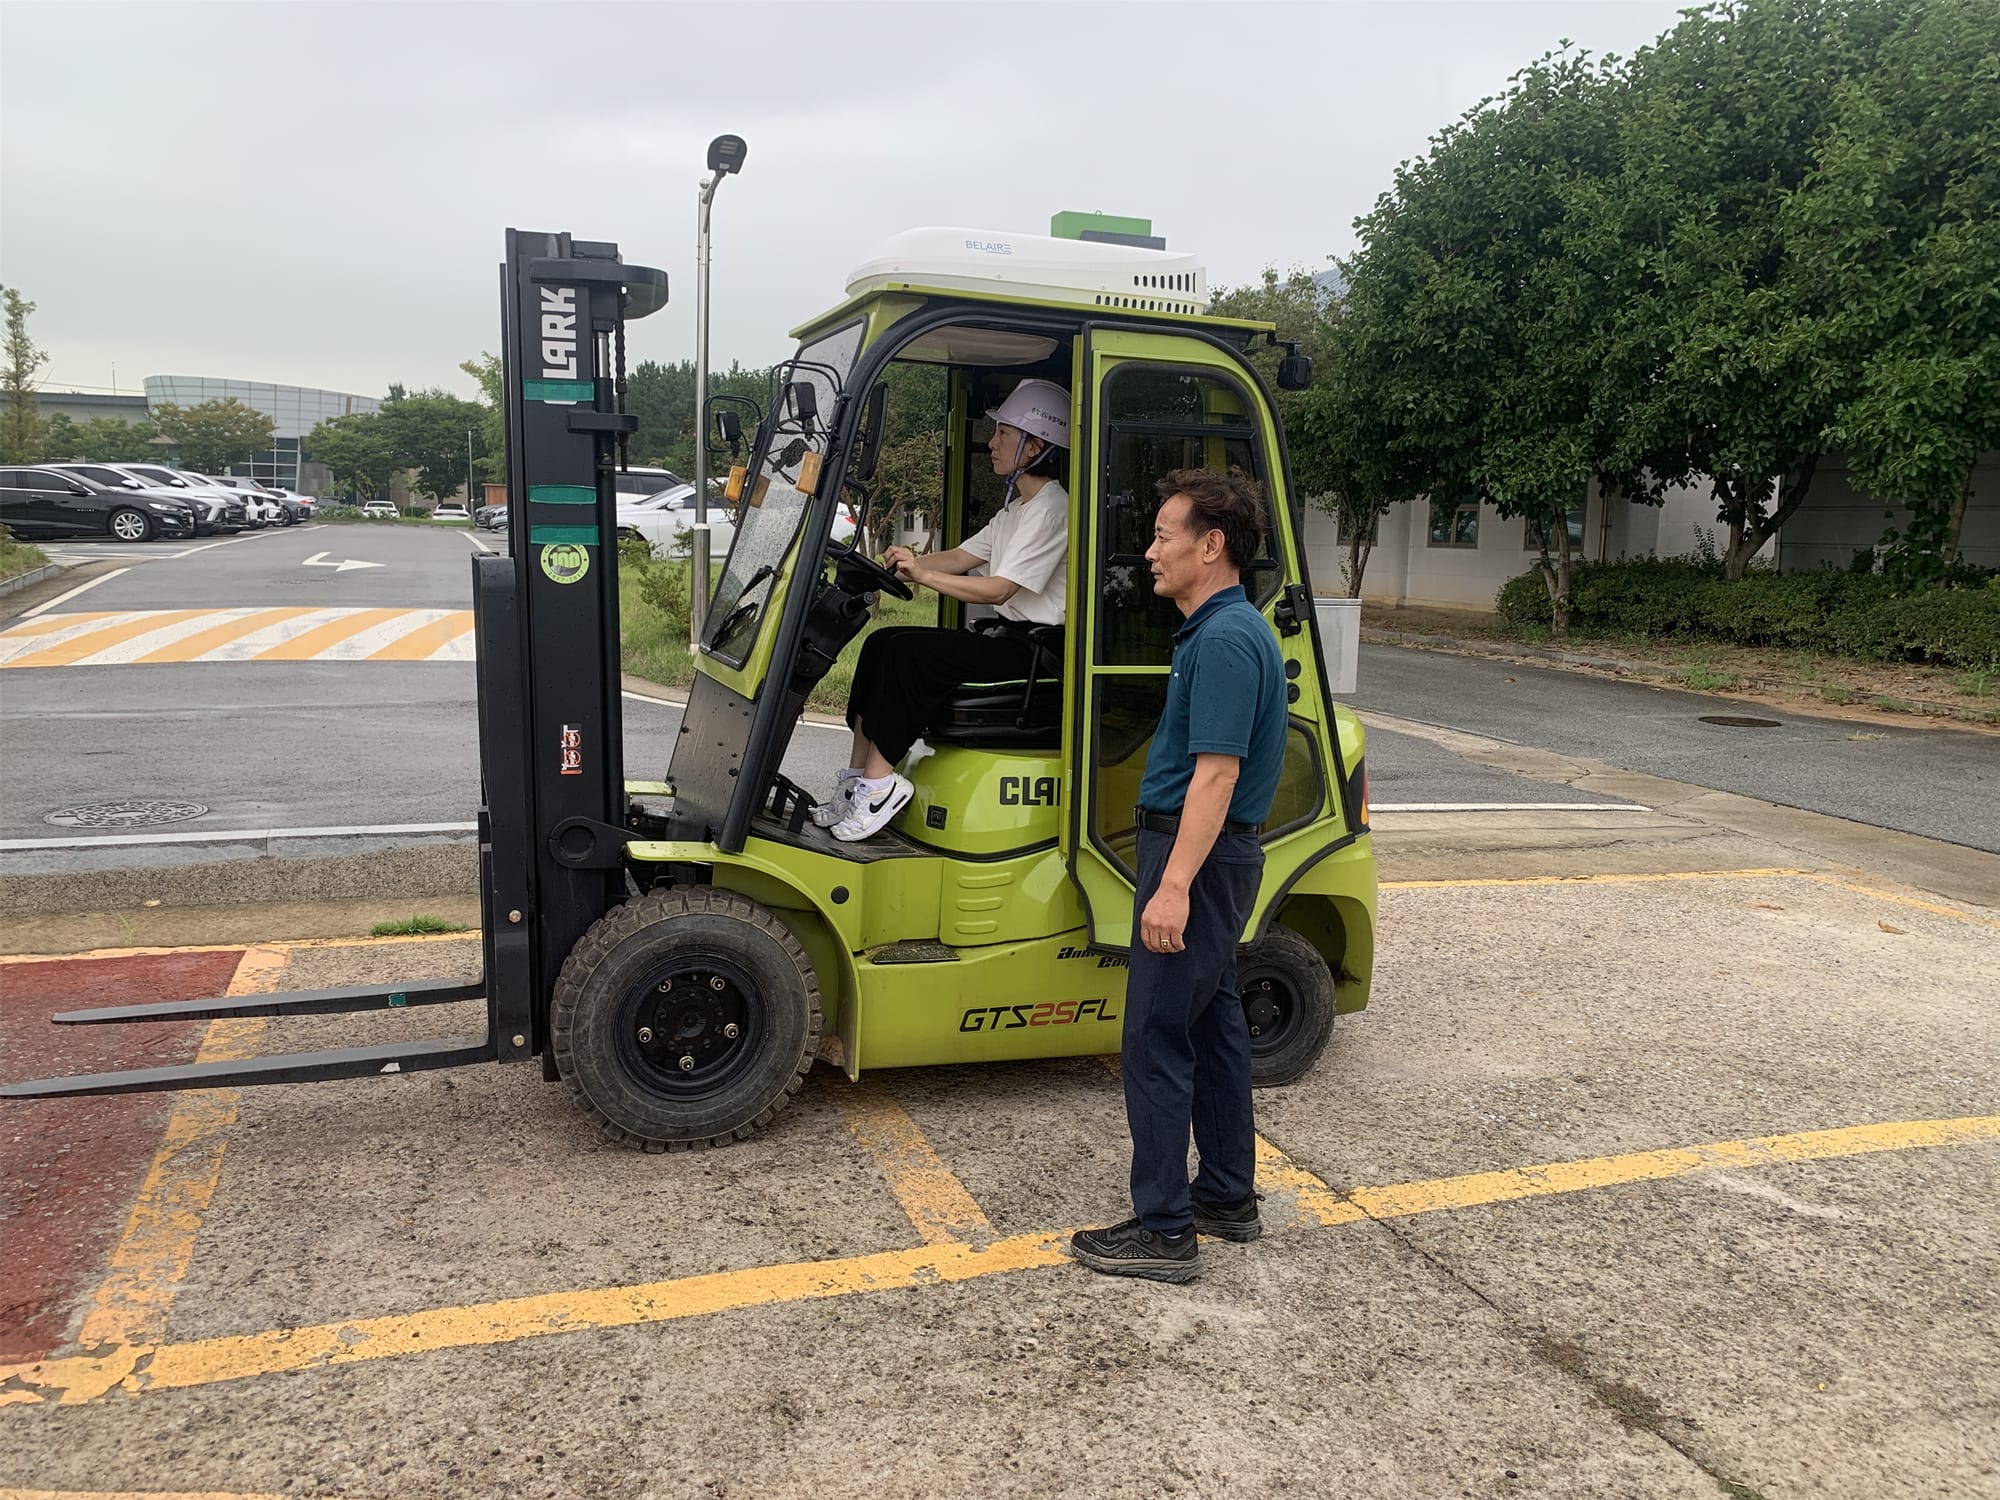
xmin=0 ymin=561 xmax=68 ymax=599
xmin=1363 ymin=628 xmax=2000 ymax=728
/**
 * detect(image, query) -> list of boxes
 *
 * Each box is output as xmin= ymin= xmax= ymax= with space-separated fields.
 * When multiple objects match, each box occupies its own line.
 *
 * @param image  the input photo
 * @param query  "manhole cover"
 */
xmin=1698 ymin=715 xmax=1781 ymax=729
xmin=44 ymin=799 xmax=211 ymax=830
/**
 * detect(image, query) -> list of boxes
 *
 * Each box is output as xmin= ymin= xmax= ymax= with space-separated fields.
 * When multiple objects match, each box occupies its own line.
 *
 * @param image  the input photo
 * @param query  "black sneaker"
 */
xmin=1069 ymin=1217 xmax=1200 ymax=1283
xmin=1191 ymin=1192 xmax=1263 ymax=1242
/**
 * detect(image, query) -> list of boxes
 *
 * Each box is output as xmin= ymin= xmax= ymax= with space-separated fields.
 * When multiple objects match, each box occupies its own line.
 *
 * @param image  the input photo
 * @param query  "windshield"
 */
xmin=703 ymin=318 xmax=866 ymax=664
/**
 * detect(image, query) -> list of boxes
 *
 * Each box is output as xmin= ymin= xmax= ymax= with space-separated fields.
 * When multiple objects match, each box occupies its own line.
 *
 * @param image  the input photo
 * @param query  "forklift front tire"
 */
xmin=1238 ymin=925 xmax=1337 ymax=1088
xmin=551 ymin=888 xmax=821 ymax=1151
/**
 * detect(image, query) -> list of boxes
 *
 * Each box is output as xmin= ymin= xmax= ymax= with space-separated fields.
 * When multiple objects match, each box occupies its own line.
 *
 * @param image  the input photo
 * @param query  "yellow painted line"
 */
xmin=1381 ymin=868 xmax=1809 ymax=890
xmin=0 ymin=930 xmax=479 ymax=965
xmin=1253 ymin=1135 xmax=1364 ymax=1227
xmin=249 ymin=607 xmax=408 ymax=662
xmin=2 ymin=610 xmax=211 ymax=668
xmin=74 ymin=950 xmax=287 ymax=1358
xmin=835 ymin=1081 xmax=993 ymax=1244
xmin=1796 ymin=872 xmax=2000 ymax=931
xmin=3 ymin=1113 xmax=1991 ymax=1406
xmin=130 ymin=607 xmax=319 ymax=664
xmin=366 ymin=609 xmax=473 ymax=661
xmin=0 ymin=610 xmax=123 ymax=637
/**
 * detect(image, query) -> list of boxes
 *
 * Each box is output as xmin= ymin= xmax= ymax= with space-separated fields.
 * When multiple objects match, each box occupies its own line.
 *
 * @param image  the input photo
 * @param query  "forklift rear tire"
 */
xmin=551 ymin=888 xmax=821 ymax=1151
xmin=1239 ymin=926 xmax=1337 ymax=1088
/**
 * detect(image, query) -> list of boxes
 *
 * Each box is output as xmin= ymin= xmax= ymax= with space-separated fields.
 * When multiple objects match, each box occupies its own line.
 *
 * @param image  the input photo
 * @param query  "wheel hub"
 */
xmin=626 ymin=965 xmax=754 ymax=1090
xmin=1239 ymin=971 xmax=1298 ymax=1052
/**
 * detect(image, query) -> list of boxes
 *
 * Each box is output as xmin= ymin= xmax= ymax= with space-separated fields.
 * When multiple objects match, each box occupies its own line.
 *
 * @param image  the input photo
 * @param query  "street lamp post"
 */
xmin=466 ymin=427 xmax=476 ymax=510
xmin=690 ymin=133 xmax=747 ymax=647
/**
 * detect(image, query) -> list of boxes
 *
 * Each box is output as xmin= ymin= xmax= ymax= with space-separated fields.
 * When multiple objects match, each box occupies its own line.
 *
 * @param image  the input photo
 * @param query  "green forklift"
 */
xmin=3 ymin=226 xmax=1376 ymax=1152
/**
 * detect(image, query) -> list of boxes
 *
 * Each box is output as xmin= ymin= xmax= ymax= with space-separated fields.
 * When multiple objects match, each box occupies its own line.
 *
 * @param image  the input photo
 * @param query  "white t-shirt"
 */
xmin=960 ymin=481 xmax=1069 ymax=625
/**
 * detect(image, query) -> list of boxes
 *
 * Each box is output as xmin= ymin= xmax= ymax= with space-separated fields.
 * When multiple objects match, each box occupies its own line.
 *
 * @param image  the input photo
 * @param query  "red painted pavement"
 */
xmin=0 ymin=949 xmax=244 ymax=1362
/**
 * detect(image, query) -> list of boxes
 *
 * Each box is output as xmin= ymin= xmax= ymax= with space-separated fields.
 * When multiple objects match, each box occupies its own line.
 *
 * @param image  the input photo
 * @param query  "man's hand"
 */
xmin=882 ymin=544 xmax=917 ymax=573
xmin=1140 ymin=882 xmax=1189 ymax=953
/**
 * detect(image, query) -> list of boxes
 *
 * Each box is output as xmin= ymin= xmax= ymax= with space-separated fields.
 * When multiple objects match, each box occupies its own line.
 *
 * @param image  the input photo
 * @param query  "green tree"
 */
xmin=305 ymin=412 xmax=397 ymax=502
xmin=1617 ymin=0 xmax=1905 ymax=578
xmin=1 ymin=286 xmax=49 ymax=462
xmin=1800 ymin=0 xmax=2000 ymax=573
xmin=626 ymin=358 xmax=773 ymax=477
xmin=379 ymin=387 xmax=490 ymax=503
xmin=43 ymin=412 xmax=160 ymax=462
xmin=460 ymin=353 xmax=508 ymax=487
xmin=150 ymin=398 xmax=276 ymax=473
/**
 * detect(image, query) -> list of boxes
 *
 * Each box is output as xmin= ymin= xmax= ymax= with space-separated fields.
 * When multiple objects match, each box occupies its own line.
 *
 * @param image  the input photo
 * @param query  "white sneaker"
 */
xmin=831 ymin=774 xmax=914 ymax=841
xmin=811 ymin=770 xmax=862 ymax=828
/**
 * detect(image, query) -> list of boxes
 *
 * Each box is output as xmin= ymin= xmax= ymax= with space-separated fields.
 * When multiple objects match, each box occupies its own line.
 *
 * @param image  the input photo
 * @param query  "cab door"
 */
xmin=1064 ymin=327 xmax=1346 ymax=949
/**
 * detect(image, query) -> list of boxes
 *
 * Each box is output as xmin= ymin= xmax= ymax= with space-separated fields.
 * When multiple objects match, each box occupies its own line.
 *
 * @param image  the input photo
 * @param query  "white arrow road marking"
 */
xmin=302 ymin=550 xmax=385 ymax=572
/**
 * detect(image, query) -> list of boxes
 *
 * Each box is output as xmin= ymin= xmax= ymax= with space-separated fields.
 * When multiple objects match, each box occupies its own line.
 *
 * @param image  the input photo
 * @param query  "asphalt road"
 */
xmin=1356 ymin=643 xmax=2000 ymax=853
xmin=11 ymin=527 xmax=1986 ymax=854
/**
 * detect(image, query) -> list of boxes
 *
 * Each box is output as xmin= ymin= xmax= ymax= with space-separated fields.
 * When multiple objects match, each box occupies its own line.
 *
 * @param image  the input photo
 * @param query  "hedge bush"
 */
xmin=1496 ymin=559 xmax=2000 ymax=668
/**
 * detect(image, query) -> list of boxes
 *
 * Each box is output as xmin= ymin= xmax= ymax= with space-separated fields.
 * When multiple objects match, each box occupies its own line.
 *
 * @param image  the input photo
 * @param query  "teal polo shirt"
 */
xmin=1136 ymin=584 xmax=1288 ymax=825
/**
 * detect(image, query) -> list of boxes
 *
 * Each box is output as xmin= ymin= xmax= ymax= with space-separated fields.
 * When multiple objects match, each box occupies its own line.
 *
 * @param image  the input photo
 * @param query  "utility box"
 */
xmin=1315 ymin=596 xmax=1360 ymax=693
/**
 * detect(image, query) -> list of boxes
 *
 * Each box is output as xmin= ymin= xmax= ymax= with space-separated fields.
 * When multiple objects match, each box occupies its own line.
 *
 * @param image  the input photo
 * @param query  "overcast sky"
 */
xmin=2 ymin=0 xmax=1689 ymax=402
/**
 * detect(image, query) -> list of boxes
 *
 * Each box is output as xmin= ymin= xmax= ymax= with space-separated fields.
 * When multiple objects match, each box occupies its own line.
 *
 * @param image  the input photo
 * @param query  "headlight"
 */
xmin=147 ymin=502 xmax=181 ymax=513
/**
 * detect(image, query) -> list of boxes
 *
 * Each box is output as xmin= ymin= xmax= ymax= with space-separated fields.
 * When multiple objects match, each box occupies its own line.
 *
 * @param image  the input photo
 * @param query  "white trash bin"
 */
xmin=1313 ymin=596 xmax=1360 ymax=694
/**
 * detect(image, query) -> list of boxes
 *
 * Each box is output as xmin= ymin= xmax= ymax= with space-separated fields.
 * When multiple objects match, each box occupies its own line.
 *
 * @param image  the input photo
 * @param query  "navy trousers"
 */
xmin=1121 ymin=827 xmax=1264 ymax=1233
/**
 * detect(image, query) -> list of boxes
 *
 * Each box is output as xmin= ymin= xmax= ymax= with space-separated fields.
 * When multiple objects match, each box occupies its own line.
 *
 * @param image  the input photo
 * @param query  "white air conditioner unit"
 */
xmin=846 ymin=228 xmax=1209 ymax=316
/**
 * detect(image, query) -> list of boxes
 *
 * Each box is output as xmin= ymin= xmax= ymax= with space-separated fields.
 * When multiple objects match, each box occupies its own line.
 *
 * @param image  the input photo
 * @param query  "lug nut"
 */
xmin=679 ymin=1055 xmax=696 ymax=1072
xmin=709 ymin=976 xmax=725 ymax=991
xmin=658 ymin=979 xmax=673 ymax=992
xmin=723 ymin=1023 xmax=739 ymax=1039
xmin=637 ymin=1027 xmax=653 ymax=1043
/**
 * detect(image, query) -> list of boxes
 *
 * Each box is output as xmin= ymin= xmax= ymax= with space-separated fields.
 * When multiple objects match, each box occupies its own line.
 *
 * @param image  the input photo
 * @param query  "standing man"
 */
xmin=1071 ymin=469 xmax=1288 ymax=1284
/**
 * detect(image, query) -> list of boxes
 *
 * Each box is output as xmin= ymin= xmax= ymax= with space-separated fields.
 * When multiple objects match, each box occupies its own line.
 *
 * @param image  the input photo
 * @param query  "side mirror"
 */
xmin=715 ymin=408 xmax=742 ymax=460
xmin=1277 ymin=353 xmax=1314 ymax=391
xmin=786 ymin=381 xmax=818 ymax=433
xmin=849 ymin=384 xmax=888 ymax=483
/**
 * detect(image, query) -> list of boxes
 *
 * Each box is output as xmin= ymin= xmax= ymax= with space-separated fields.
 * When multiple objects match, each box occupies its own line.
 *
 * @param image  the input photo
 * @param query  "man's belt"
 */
xmin=1135 ymin=807 xmax=1262 ymax=837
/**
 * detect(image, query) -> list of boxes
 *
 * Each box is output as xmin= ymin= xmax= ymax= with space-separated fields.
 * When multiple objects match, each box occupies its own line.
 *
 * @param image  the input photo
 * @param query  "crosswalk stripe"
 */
xmin=0 ymin=608 xmax=477 ymax=667
xmin=134 ymin=608 xmax=322 ymax=664
xmin=4 ymin=610 xmax=123 ymax=638
xmin=251 ymin=608 xmax=410 ymax=662
xmin=369 ymin=611 xmax=475 ymax=661
xmin=2 ymin=611 xmax=212 ymax=669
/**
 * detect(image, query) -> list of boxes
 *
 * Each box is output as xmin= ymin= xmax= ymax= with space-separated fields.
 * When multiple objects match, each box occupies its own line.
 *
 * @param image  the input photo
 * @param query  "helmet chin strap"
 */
xmin=1000 ymin=436 xmax=1041 ymax=509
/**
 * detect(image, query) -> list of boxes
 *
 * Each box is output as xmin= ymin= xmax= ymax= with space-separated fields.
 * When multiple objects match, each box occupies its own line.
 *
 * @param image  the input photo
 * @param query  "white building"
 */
xmin=1300 ymin=454 xmax=2000 ymax=611
xmin=144 ymin=375 xmax=379 ymax=492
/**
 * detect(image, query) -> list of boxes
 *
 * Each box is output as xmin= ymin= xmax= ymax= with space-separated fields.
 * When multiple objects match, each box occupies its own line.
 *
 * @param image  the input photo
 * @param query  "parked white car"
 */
xmin=615 ymin=485 xmax=855 ymax=558
xmin=360 ymin=500 xmax=399 ymax=519
xmin=431 ymin=502 xmax=472 ymax=522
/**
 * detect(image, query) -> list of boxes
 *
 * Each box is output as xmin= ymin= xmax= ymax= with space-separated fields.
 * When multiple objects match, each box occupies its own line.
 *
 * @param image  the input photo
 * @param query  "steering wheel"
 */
xmin=824 ymin=538 xmax=914 ymax=600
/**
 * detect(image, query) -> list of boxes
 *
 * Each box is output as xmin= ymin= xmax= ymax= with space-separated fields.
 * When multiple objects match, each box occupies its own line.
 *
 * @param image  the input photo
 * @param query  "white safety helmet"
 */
xmin=985 ymin=378 xmax=1070 ymax=450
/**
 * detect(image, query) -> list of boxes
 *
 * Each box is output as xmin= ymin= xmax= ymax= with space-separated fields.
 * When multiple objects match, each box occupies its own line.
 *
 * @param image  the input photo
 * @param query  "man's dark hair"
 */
xmin=1156 ymin=468 xmax=1267 ymax=569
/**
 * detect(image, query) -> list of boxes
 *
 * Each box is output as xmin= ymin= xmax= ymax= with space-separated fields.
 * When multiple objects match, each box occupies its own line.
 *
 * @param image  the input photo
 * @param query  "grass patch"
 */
xmin=0 ymin=526 xmax=50 ymax=583
xmin=1960 ymin=665 xmax=1999 ymax=698
xmin=1679 ymin=664 xmax=1741 ymax=692
xmin=370 ymin=912 xmax=467 ymax=936
xmin=619 ymin=556 xmax=933 ymax=714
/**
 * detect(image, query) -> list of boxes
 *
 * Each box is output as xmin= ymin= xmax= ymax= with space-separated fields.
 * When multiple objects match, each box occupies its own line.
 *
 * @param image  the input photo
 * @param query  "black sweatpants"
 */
xmin=845 ymin=626 xmax=1041 ymax=765
xmin=1121 ymin=827 xmax=1265 ymax=1233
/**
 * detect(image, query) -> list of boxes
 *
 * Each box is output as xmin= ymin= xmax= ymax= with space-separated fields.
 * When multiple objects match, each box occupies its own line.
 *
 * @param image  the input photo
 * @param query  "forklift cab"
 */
xmin=4 ymin=227 xmax=1376 ymax=1158
xmin=614 ymin=228 xmax=1378 ymax=1138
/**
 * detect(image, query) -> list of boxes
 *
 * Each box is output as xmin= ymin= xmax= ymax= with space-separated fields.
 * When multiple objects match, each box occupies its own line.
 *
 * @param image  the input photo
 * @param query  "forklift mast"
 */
xmin=0 ymin=230 xmax=668 ymax=1102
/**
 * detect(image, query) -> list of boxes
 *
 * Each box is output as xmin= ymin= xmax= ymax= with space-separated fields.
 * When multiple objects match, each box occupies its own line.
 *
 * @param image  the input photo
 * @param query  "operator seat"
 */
xmin=921 ymin=622 xmax=1063 ymax=750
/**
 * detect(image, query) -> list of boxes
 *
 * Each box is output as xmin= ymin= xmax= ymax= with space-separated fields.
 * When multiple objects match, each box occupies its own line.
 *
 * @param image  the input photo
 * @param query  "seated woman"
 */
xmin=816 ymin=378 xmax=1071 ymax=841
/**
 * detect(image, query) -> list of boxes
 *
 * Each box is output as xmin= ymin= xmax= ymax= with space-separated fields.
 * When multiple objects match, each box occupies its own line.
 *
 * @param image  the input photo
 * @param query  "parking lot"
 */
xmin=3 ymin=823 xmax=1995 ymax=1499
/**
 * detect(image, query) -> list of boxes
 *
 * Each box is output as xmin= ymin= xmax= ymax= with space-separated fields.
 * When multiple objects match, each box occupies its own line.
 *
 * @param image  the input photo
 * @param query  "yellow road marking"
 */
xmin=1381 ymin=868 xmax=1810 ymax=890
xmin=1797 ymin=872 xmax=2000 ymax=931
xmin=2 ymin=1113 xmax=1991 ymax=1406
xmin=131 ymin=607 xmax=319 ymax=664
xmin=835 ymin=1081 xmax=993 ymax=1244
xmin=1253 ymin=1136 xmax=1363 ymax=1226
xmin=74 ymin=950 xmax=287 ymax=1357
xmin=366 ymin=610 xmax=472 ymax=661
xmin=0 ymin=610 xmax=123 ymax=637
xmin=0 ymin=931 xmax=478 ymax=965
xmin=249 ymin=607 xmax=408 ymax=662
xmin=2 ymin=610 xmax=211 ymax=668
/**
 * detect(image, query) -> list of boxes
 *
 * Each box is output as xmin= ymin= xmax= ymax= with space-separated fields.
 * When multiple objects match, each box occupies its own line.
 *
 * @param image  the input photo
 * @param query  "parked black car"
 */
xmin=44 ymin=462 xmax=245 ymax=536
xmin=0 ymin=466 xmax=197 ymax=542
xmin=475 ymin=503 xmax=508 ymax=530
